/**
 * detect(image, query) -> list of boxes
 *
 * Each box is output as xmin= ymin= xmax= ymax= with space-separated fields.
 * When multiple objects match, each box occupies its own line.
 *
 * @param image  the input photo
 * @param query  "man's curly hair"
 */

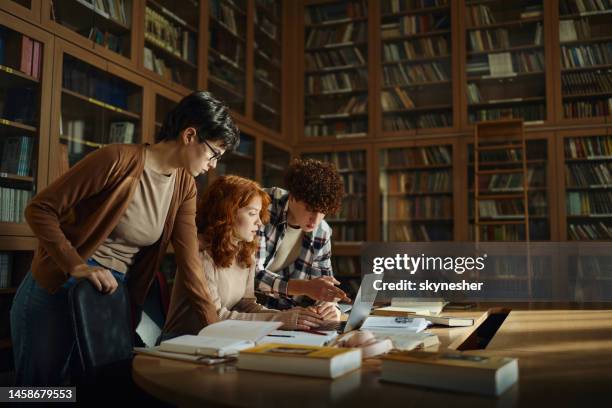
xmin=284 ymin=158 xmax=344 ymax=215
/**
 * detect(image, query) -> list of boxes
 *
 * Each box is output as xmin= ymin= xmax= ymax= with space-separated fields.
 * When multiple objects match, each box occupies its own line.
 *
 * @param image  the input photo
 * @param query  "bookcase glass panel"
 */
xmin=302 ymin=151 xmax=367 ymax=243
xmin=10 ymin=0 xmax=31 ymax=9
xmin=215 ymin=132 xmax=255 ymax=179
xmin=304 ymin=0 xmax=369 ymax=139
xmin=0 ymin=251 xmax=32 ymax=352
xmin=254 ymin=0 xmax=282 ymax=132
xmin=0 ymin=24 xmax=43 ymax=224
xmin=208 ymin=0 xmax=247 ymax=115
xmin=154 ymin=94 xmax=176 ymax=137
xmin=53 ymin=0 xmax=133 ymax=59
xmin=559 ymin=1 xmax=612 ymax=120
xmin=60 ymin=54 xmax=142 ymax=168
xmin=568 ymin=255 xmax=612 ymax=301
xmin=380 ymin=145 xmax=453 ymax=241
xmin=332 ymin=255 xmax=360 ymax=298
xmin=467 ymin=139 xmax=550 ymax=241
xmin=144 ymin=0 xmax=199 ymax=89
xmin=465 ymin=0 xmax=546 ymax=124
xmin=262 ymin=142 xmax=290 ymax=188
xmin=380 ymin=0 xmax=453 ymax=132
xmin=564 ymin=134 xmax=612 ymax=240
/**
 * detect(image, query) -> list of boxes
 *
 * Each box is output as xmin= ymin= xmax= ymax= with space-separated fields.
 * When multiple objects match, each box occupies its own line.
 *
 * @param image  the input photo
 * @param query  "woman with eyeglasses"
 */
xmin=10 ymin=91 xmax=239 ymax=385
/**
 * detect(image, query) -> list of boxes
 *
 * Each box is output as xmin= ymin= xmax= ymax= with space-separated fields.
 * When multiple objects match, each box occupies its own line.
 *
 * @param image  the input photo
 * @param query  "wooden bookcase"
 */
xmin=262 ymin=140 xmax=291 ymax=187
xmin=0 ymin=0 xmax=42 ymax=23
xmin=213 ymin=131 xmax=256 ymax=180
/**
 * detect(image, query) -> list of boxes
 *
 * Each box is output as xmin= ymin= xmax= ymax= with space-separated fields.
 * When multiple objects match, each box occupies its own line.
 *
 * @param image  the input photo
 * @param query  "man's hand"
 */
xmin=69 ymin=263 xmax=118 ymax=294
xmin=286 ymin=307 xmax=325 ymax=330
xmin=288 ymin=276 xmax=350 ymax=302
xmin=310 ymin=302 xmax=341 ymax=321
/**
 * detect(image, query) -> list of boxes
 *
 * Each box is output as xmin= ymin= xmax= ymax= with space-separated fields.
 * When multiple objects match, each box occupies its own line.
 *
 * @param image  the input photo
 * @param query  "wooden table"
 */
xmin=132 ymin=306 xmax=612 ymax=407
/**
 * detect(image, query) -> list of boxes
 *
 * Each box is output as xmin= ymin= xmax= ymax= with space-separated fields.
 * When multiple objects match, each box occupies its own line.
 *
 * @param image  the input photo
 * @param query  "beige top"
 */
xmin=201 ymin=251 xmax=298 ymax=327
xmin=92 ymin=148 xmax=176 ymax=273
xmin=266 ymin=224 xmax=303 ymax=273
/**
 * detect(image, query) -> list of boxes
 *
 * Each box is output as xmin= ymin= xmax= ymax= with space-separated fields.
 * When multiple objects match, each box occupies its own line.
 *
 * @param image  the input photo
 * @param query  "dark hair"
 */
xmin=156 ymin=91 xmax=240 ymax=151
xmin=284 ymin=158 xmax=344 ymax=215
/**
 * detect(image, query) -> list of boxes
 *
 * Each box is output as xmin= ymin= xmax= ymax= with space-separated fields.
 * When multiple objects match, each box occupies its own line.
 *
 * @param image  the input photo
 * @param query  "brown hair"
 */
xmin=196 ymin=176 xmax=271 ymax=268
xmin=284 ymin=158 xmax=344 ymax=214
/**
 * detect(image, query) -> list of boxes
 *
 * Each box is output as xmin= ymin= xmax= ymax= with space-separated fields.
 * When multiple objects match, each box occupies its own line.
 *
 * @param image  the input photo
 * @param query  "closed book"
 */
xmin=32 ymin=41 xmax=41 ymax=80
xmin=381 ymin=351 xmax=518 ymax=396
xmin=20 ymin=36 xmax=33 ymax=76
xmin=237 ymin=343 xmax=362 ymax=379
xmin=372 ymin=308 xmax=474 ymax=327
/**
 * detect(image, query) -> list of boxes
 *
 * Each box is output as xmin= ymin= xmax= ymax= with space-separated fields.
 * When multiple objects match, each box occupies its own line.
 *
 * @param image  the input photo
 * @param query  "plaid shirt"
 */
xmin=255 ymin=187 xmax=334 ymax=309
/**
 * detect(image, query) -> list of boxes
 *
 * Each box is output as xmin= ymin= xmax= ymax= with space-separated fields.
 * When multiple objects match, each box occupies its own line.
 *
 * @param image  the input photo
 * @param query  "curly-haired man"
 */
xmin=256 ymin=158 xmax=350 ymax=322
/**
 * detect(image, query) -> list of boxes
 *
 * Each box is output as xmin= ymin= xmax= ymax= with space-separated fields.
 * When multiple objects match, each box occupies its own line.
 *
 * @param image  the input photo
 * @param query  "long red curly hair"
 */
xmin=196 ymin=175 xmax=271 ymax=269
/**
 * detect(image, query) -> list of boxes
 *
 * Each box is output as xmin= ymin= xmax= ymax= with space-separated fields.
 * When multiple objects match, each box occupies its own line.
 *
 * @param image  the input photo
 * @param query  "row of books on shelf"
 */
xmin=568 ymin=222 xmax=612 ymax=240
xmin=144 ymin=47 xmax=186 ymax=84
xmin=0 ymin=252 xmax=11 ymax=289
xmin=59 ymin=118 xmax=135 ymax=152
xmin=381 ymin=14 xmax=450 ymax=39
xmin=470 ymin=51 xmax=545 ymax=78
xmin=210 ymin=0 xmax=243 ymax=37
xmin=329 ymin=224 xmax=365 ymax=242
xmin=306 ymin=71 xmax=367 ymax=94
xmin=328 ymin=197 xmax=366 ymax=220
xmin=559 ymin=0 xmax=612 ymax=15
xmin=562 ymin=70 xmax=612 ymax=95
xmin=382 ymin=146 xmax=451 ymax=167
xmin=381 ymin=170 xmax=451 ymax=194
xmin=472 ymin=146 xmax=535 ymax=162
xmin=575 ymin=257 xmax=612 ymax=275
xmin=479 ymin=170 xmax=544 ymax=191
xmin=561 ymin=43 xmax=612 ymax=69
xmin=387 ymin=224 xmax=452 ymax=241
xmin=468 ymin=24 xmax=542 ymax=52
xmin=382 ymin=0 xmax=449 ymax=15
xmin=79 ymin=0 xmax=130 ymax=26
xmin=383 ymin=113 xmax=451 ymax=130
xmin=382 ymin=36 xmax=449 ymax=61
xmin=0 ymin=136 xmax=34 ymax=177
xmin=341 ymin=173 xmax=367 ymax=194
xmin=566 ymin=191 xmax=612 ymax=215
xmin=306 ymin=23 xmax=367 ymax=49
xmin=332 ymin=256 xmax=359 ymax=277
xmin=304 ymin=1 xmax=367 ymax=25
xmin=474 ymin=224 xmax=533 ymax=241
xmin=565 ymin=162 xmax=611 ymax=186
xmin=0 ymin=188 xmax=31 ymax=223
xmin=381 ymin=88 xmax=415 ymax=111
xmin=563 ymin=99 xmax=612 ymax=117
xmin=304 ymin=121 xmax=367 ymax=137
xmin=559 ymin=18 xmax=598 ymax=43
xmin=255 ymin=10 xmax=278 ymax=42
xmin=86 ymin=26 xmax=124 ymax=54
xmin=467 ymin=3 xmax=542 ymax=27
xmin=145 ymin=7 xmax=196 ymax=64
xmin=305 ymin=152 xmax=366 ymax=171
xmin=0 ymin=34 xmax=42 ymax=79
xmin=383 ymin=62 xmax=449 ymax=86
xmin=1 ymin=87 xmax=38 ymax=126
xmin=62 ymin=58 xmax=131 ymax=110
xmin=565 ymin=136 xmax=612 ymax=158
xmin=469 ymin=104 xmax=546 ymax=122
xmin=305 ymin=48 xmax=365 ymax=71
xmin=478 ymin=200 xmax=526 ymax=219
xmin=383 ymin=195 xmax=452 ymax=219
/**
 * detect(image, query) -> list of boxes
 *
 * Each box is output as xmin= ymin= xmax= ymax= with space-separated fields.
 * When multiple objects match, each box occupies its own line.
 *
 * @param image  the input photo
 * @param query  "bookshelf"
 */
xmin=253 ymin=0 xmax=283 ymax=132
xmin=152 ymin=91 xmax=179 ymax=139
xmin=54 ymin=41 xmax=143 ymax=171
xmin=207 ymin=0 xmax=248 ymax=115
xmin=558 ymin=0 xmax=612 ymax=122
xmin=380 ymin=0 xmax=454 ymax=134
xmin=49 ymin=0 xmax=134 ymax=61
xmin=561 ymin=131 xmax=612 ymax=241
xmin=1 ymin=0 xmax=41 ymax=23
xmin=301 ymin=149 xmax=367 ymax=243
xmin=262 ymin=141 xmax=290 ymax=188
xmin=302 ymin=0 xmax=369 ymax=140
xmin=143 ymin=0 xmax=200 ymax=89
xmin=332 ymin=254 xmax=361 ymax=298
xmin=215 ymin=131 xmax=256 ymax=179
xmin=464 ymin=0 xmax=548 ymax=125
xmin=378 ymin=142 xmax=455 ymax=241
xmin=0 ymin=16 xmax=52 ymax=235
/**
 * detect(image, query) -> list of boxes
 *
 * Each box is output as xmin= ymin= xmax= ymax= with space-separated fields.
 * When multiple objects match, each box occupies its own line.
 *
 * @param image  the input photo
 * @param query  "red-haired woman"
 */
xmin=162 ymin=176 xmax=323 ymax=339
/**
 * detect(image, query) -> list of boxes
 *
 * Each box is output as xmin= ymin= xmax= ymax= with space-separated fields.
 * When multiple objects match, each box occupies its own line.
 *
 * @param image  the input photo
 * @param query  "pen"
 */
xmin=299 ymin=330 xmax=328 ymax=336
xmin=267 ymin=334 xmax=294 ymax=338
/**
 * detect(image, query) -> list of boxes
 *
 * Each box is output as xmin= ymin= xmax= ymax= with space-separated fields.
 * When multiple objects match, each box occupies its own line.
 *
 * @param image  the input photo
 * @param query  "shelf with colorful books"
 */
xmin=301 ymin=149 xmax=367 ymax=243
xmin=262 ymin=141 xmax=290 ymax=188
xmin=467 ymin=138 xmax=550 ymax=241
xmin=59 ymin=52 xmax=142 ymax=168
xmin=303 ymin=0 xmax=369 ymax=139
xmin=563 ymin=132 xmax=612 ymax=241
xmin=0 ymin=23 xmax=45 ymax=228
xmin=215 ymin=132 xmax=255 ymax=179
xmin=465 ymin=0 xmax=547 ymax=125
xmin=253 ymin=0 xmax=282 ymax=132
xmin=144 ymin=0 xmax=199 ymax=89
xmin=207 ymin=0 xmax=247 ymax=115
xmin=380 ymin=0 xmax=454 ymax=133
xmin=379 ymin=144 xmax=454 ymax=241
xmin=50 ymin=0 xmax=133 ymax=60
xmin=559 ymin=0 xmax=612 ymax=122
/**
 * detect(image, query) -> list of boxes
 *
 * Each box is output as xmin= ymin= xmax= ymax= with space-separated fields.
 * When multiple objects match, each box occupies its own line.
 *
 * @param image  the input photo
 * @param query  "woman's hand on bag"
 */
xmin=69 ymin=264 xmax=118 ymax=294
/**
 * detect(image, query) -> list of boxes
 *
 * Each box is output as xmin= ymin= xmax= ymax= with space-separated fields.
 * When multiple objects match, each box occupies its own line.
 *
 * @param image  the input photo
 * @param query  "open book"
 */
xmin=155 ymin=320 xmax=283 ymax=357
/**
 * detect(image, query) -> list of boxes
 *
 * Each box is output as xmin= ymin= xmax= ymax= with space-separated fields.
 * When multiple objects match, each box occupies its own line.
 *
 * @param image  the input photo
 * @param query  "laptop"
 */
xmin=319 ymin=274 xmax=378 ymax=333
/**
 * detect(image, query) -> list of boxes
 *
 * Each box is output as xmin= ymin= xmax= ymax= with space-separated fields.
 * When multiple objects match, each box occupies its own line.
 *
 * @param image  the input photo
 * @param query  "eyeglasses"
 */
xmin=203 ymin=139 xmax=223 ymax=161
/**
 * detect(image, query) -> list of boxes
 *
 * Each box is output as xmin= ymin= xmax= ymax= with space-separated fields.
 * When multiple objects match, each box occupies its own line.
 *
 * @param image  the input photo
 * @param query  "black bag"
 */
xmin=69 ymin=279 xmax=134 ymax=383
